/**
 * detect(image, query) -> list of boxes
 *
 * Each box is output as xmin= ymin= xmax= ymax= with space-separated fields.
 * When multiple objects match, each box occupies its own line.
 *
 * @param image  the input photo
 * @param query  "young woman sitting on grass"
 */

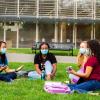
xmin=68 ymin=41 xmax=90 ymax=84
xmin=68 ymin=40 xmax=100 ymax=93
xmin=28 ymin=42 xmax=57 ymax=80
xmin=0 ymin=41 xmax=23 ymax=82
xmin=0 ymin=41 xmax=23 ymax=73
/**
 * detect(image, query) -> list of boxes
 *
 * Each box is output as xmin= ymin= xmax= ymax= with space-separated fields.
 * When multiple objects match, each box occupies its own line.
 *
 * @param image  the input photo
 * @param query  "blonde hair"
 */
xmin=77 ymin=41 xmax=88 ymax=68
xmin=80 ymin=41 xmax=87 ymax=46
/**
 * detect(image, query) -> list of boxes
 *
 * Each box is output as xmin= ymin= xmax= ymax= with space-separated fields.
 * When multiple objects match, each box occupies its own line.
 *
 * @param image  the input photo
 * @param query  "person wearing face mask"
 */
xmin=28 ymin=42 xmax=57 ymax=80
xmin=0 ymin=41 xmax=23 ymax=73
xmin=68 ymin=41 xmax=90 ymax=84
xmin=67 ymin=40 xmax=100 ymax=93
xmin=77 ymin=41 xmax=90 ymax=68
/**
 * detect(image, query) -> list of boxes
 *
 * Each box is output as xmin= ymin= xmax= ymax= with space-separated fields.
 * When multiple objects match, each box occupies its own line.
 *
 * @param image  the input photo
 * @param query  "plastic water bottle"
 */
xmin=41 ymin=70 xmax=45 ymax=80
xmin=66 ymin=66 xmax=72 ymax=73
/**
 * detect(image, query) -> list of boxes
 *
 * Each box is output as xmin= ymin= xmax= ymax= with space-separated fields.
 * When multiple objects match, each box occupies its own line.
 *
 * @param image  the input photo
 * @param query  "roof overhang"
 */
xmin=0 ymin=15 xmax=100 ymax=24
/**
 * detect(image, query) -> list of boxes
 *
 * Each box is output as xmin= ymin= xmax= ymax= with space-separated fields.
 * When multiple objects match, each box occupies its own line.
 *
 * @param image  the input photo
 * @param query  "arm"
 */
xmin=0 ymin=55 xmax=8 ymax=72
xmin=69 ymin=66 xmax=93 ymax=78
xmin=35 ymin=64 xmax=42 ymax=75
xmin=51 ymin=63 xmax=57 ymax=77
xmin=50 ymin=53 xmax=57 ymax=77
xmin=0 ymin=66 xmax=6 ymax=72
xmin=5 ymin=55 xmax=9 ymax=66
xmin=34 ymin=54 xmax=42 ymax=75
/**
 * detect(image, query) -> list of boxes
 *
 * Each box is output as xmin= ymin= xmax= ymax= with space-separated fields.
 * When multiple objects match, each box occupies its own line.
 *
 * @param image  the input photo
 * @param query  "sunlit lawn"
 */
xmin=0 ymin=62 xmax=100 ymax=100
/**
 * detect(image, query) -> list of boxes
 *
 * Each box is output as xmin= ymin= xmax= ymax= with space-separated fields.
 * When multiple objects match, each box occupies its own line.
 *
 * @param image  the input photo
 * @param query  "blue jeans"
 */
xmin=68 ymin=80 xmax=100 ymax=93
xmin=0 ymin=72 xmax=17 ymax=82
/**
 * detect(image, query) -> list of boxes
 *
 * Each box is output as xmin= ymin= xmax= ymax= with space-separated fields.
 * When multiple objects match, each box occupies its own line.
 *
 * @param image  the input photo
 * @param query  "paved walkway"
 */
xmin=7 ymin=53 xmax=76 ymax=63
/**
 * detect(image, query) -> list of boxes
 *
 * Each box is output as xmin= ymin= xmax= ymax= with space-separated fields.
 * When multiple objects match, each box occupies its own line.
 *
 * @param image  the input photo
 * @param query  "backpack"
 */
xmin=44 ymin=81 xmax=71 ymax=94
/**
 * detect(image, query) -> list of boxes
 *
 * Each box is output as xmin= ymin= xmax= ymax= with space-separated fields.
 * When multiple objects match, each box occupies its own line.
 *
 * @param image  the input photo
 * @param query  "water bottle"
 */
xmin=41 ymin=70 xmax=45 ymax=80
xmin=66 ymin=66 xmax=72 ymax=73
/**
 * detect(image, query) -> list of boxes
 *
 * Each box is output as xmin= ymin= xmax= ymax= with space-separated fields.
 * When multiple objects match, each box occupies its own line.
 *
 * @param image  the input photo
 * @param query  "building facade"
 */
xmin=0 ymin=0 xmax=100 ymax=48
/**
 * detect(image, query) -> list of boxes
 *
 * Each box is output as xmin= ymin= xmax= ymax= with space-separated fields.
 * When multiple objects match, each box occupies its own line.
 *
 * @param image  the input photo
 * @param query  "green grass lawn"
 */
xmin=7 ymin=48 xmax=78 ymax=56
xmin=0 ymin=63 xmax=100 ymax=100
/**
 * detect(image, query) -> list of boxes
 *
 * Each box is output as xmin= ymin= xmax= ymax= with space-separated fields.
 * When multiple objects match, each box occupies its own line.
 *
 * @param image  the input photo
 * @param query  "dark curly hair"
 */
xmin=87 ymin=40 xmax=100 ymax=63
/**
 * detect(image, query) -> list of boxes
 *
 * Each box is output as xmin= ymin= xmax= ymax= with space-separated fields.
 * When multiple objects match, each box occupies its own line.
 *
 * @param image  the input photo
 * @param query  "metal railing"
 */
xmin=0 ymin=0 xmax=100 ymax=20
xmin=96 ymin=0 xmax=100 ymax=19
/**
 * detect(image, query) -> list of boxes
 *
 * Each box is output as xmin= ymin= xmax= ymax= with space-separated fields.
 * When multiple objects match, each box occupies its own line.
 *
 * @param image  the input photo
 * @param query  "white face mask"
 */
xmin=79 ymin=48 xmax=86 ymax=54
xmin=0 ymin=48 xmax=6 ymax=54
xmin=79 ymin=48 xmax=91 ymax=55
xmin=41 ymin=49 xmax=48 ymax=55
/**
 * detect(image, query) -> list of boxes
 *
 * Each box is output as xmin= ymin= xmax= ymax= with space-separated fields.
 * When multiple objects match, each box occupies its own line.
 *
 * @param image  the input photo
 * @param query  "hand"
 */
xmin=50 ymin=73 xmax=55 ymax=79
xmin=0 ymin=67 xmax=6 ymax=71
xmin=68 ymin=69 xmax=76 ymax=75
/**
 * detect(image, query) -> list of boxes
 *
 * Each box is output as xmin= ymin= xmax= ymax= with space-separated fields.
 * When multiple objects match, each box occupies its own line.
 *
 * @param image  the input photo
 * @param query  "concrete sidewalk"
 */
xmin=7 ymin=53 xmax=76 ymax=63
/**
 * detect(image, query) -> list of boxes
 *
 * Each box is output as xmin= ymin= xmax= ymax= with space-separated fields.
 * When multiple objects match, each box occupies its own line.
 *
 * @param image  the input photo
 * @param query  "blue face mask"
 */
xmin=79 ymin=48 xmax=86 ymax=54
xmin=0 ymin=48 xmax=6 ymax=54
xmin=41 ymin=49 xmax=48 ymax=55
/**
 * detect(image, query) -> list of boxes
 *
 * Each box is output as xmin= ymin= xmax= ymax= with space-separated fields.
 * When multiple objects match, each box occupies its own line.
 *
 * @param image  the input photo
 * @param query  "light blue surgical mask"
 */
xmin=41 ymin=49 xmax=48 ymax=55
xmin=79 ymin=48 xmax=86 ymax=54
xmin=0 ymin=48 xmax=6 ymax=54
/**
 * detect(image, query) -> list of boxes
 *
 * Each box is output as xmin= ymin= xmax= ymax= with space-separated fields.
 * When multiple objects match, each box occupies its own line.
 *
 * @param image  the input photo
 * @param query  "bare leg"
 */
xmin=4 ymin=65 xmax=23 ymax=73
xmin=4 ymin=67 xmax=15 ymax=73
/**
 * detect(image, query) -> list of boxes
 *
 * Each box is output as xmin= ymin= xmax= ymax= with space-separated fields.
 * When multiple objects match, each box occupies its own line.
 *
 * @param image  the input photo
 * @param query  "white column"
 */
xmin=37 ymin=0 xmax=39 ymax=18
xmin=36 ymin=0 xmax=39 ymax=42
xmin=54 ymin=22 xmax=58 ymax=42
xmin=16 ymin=23 xmax=19 ymax=48
xmin=91 ymin=24 xmax=94 ymax=40
xmin=17 ymin=0 xmax=19 ymax=17
xmin=74 ymin=24 xmax=77 ymax=49
xmin=91 ymin=23 xmax=96 ymax=40
xmin=73 ymin=26 xmax=75 ymax=44
xmin=60 ymin=23 xmax=63 ymax=43
xmin=56 ymin=0 xmax=59 ymax=18
xmin=4 ymin=27 xmax=6 ymax=42
xmin=93 ymin=0 xmax=96 ymax=20
xmin=73 ymin=0 xmax=77 ymax=49
xmin=93 ymin=0 xmax=96 ymax=40
xmin=36 ymin=22 xmax=39 ymax=42
xmin=93 ymin=23 xmax=95 ymax=39
xmin=73 ymin=23 xmax=77 ymax=49
xmin=74 ymin=0 xmax=77 ymax=19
